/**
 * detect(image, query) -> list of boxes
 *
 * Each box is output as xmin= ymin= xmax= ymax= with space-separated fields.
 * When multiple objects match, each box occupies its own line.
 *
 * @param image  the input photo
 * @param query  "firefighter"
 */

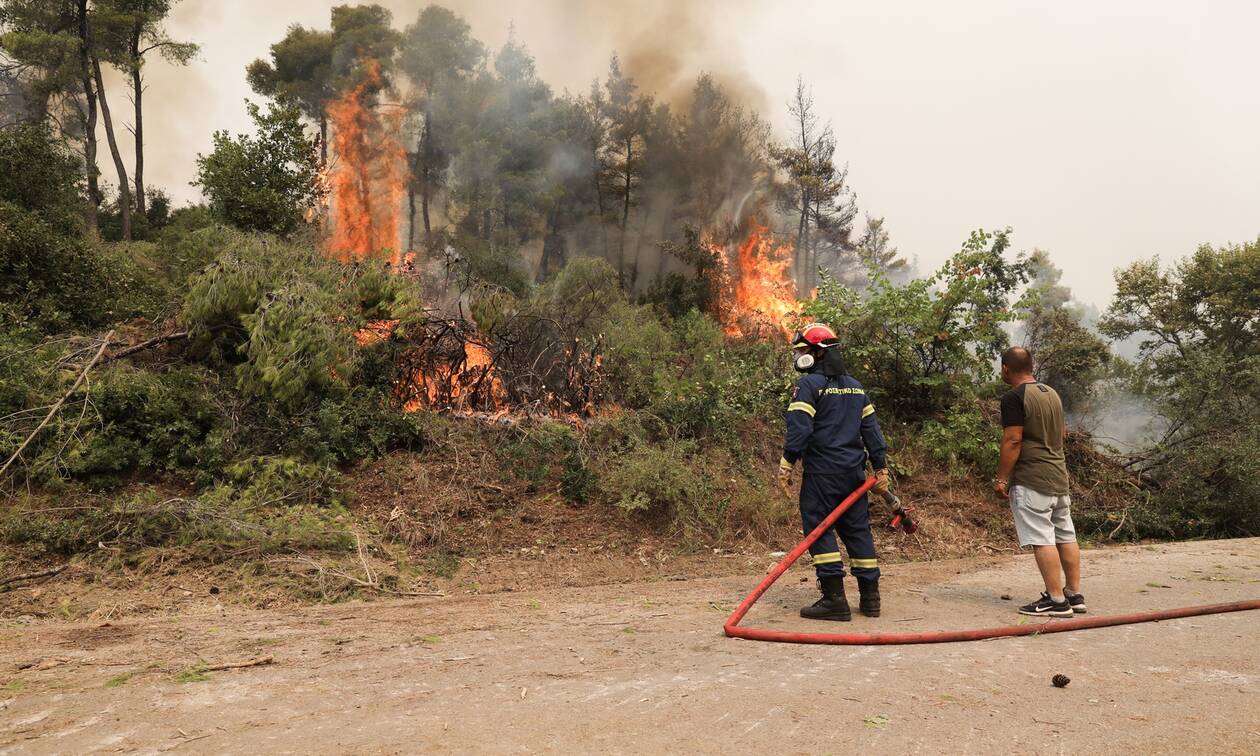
xmin=777 ymin=323 xmax=892 ymax=621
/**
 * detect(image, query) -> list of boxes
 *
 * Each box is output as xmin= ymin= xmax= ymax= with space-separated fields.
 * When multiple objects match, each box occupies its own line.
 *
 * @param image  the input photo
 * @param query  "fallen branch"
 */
xmin=0 ymin=565 xmax=67 ymax=590
xmin=203 ymin=656 xmax=274 ymax=672
xmin=101 ymin=330 xmax=189 ymax=364
xmin=272 ymin=555 xmax=444 ymax=597
xmin=0 ymin=330 xmax=113 ymax=483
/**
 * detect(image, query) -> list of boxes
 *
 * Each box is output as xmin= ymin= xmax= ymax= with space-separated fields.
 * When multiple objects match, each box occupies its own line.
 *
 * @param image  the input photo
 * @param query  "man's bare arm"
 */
xmin=994 ymin=425 xmax=1023 ymax=497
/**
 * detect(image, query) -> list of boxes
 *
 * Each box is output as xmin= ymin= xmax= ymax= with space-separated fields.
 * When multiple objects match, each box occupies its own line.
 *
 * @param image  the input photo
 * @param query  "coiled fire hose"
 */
xmin=724 ymin=477 xmax=1260 ymax=645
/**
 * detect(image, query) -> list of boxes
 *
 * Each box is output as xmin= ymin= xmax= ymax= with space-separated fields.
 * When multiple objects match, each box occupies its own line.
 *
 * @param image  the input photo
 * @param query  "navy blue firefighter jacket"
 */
xmin=783 ymin=371 xmax=888 ymax=475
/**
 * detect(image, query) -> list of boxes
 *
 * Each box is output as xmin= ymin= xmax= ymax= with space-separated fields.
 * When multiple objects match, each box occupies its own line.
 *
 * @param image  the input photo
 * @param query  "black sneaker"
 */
xmin=1065 ymin=591 xmax=1087 ymax=613
xmin=1018 ymin=592 xmax=1074 ymax=618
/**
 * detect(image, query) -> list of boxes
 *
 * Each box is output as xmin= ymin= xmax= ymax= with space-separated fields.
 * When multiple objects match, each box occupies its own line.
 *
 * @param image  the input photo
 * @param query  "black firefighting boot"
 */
xmin=800 ymin=575 xmax=851 ymax=621
xmin=858 ymin=578 xmax=881 ymax=618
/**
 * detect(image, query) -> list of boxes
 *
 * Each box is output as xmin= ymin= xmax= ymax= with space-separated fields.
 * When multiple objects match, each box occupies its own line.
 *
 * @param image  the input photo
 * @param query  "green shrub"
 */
xmin=288 ymin=389 xmax=432 ymax=464
xmin=62 ymin=366 xmax=223 ymax=480
xmin=595 ymin=437 xmax=787 ymax=543
xmin=600 ymin=305 xmax=782 ymax=443
xmin=156 ymin=220 xmax=236 ymax=287
xmin=222 ymin=455 xmax=343 ymax=508
xmin=804 ymin=228 xmax=1030 ymax=418
xmin=600 ymin=439 xmax=705 ymax=521
xmin=920 ymin=403 xmax=999 ymax=479
xmin=0 ymin=201 xmax=109 ymax=331
xmin=500 ymin=421 xmax=592 ymax=503
xmin=1 ymin=483 xmax=354 ymax=558
xmin=236 ymin=280 xmax=357 ymax=408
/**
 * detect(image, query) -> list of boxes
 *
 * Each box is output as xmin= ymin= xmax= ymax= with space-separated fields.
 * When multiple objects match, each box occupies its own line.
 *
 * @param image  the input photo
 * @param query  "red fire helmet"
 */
xmin=791 ymin=322 xmax=838 ymax=348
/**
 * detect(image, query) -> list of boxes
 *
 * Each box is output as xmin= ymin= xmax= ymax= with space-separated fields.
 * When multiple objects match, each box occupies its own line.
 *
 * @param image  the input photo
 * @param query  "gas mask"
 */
xmin=793 ymin=351 xmax=816 ymax=373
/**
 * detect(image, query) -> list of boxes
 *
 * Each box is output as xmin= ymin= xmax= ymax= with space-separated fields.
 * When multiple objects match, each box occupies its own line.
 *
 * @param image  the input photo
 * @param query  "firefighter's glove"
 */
xmin=872 ymin=468 xmax=892 ymax=497
xmin=777 ymin=457 xmax=794 ymax=493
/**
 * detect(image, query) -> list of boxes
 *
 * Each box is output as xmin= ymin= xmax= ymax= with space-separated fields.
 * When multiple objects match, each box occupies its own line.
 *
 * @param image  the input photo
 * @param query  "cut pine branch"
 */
xmin=0 ymin=330 xmax=113 ymax=483
xmin=0 ymin=565 xmax=68 ymax=591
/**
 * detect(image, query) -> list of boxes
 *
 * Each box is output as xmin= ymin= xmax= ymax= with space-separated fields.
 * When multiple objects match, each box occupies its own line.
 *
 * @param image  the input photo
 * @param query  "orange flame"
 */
xmin=714 ymin=219 xmax=800 ymax=338
xmin=327 ymin=61 xmax=406 ymax=261
xmin=354 ymin=319 xmax=508 ymax=414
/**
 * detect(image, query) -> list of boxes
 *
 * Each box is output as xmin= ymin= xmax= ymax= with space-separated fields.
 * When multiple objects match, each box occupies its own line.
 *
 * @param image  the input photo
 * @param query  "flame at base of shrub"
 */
xmin=355 ymin=318 xmax=597 ymax=423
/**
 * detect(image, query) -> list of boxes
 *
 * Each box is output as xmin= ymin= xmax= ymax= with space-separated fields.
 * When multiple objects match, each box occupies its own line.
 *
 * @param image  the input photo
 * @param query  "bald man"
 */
xmin=994 ymin=347 xmax=1085 ymax=618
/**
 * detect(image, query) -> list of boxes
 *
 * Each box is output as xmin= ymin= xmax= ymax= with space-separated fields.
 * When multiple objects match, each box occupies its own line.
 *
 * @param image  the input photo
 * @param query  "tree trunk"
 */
xmin=618 ymin=138 xmax=632 ymax=279
xmin=319 ymin=117 xmax=328 ymax=165
xmin=130 ymin=22 xmax=145 ymax=215
xmin=797 ymin=191 xmax=809 ymax=288
xmin=76 ymin=0 xmax=99 ymax=235
xmin=420 ymin=109 xmax=432 ymax=242
xmin=407 ymin=183 xmax=416 ymax=250
xmin=93 ymin=55 xmax=131 ymax=241
xmin=592 ymin=141 xmax=609 ymax=260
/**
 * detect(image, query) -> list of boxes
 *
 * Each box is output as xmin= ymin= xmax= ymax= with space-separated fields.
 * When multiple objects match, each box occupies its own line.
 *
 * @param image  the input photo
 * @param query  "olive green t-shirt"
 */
xmin=1000 ymin=381 xmax=1070 ymax=495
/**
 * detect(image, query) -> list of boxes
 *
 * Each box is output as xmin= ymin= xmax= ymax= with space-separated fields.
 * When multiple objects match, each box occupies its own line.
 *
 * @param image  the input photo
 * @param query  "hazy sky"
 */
xmin=133 ymin=0 xmax=1259 ymax=308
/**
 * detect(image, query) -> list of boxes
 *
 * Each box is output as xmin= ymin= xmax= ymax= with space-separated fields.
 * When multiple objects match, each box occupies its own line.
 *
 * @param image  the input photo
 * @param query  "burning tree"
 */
xmin=326 ymin=60 xmax=407 ymax=261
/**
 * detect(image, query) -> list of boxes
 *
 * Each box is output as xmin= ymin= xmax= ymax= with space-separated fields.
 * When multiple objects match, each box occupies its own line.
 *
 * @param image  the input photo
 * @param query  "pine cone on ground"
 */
xmin=1052 ymin=674 xmax=1071 ymax=688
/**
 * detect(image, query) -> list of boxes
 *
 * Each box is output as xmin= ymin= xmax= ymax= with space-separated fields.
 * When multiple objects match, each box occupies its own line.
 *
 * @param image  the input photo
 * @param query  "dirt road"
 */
xmin=3 ymin=539 xmax=1259 ymax=754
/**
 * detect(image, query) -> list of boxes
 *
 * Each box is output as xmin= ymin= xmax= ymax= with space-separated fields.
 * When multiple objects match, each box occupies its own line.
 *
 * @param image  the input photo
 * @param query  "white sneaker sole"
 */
xmin=1018 ymin=608 xmax=1074 ymax=618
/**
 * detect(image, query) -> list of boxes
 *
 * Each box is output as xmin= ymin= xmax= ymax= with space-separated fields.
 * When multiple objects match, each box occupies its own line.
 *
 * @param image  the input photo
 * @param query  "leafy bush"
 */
xmin=181 ymin=230 xmax=386 ymax=407
xmin=1099 ymin=241 xmax=1260 ymax=537
xmin=194 ymin=101 xmax=321 ymax=235
xmin=804 ymin=228 xmax=1030 ymax=417
xmin=596 ymin=435 xmax=787 ymax=543
xmin=0 ymin=201 xmax=109 ymax=331
xmin=155 ymin=219 xmax=236 ymax=287
xmin=237 ymin=280 xmax=357 ymax=407
xmin=920 ymin=403 xmax=1000 ymax=479
xmin=62 ymin=366 xmax=223 ymax=480
xmin=600 ymin=438 xmax=705 ymax=520
xmin=500 ymin=421 xmax=592 ymax=503
xmin=601 ymin=305 xmax=782 ymax=442
xmin=287 ymin=388 xmax=432 ymax=464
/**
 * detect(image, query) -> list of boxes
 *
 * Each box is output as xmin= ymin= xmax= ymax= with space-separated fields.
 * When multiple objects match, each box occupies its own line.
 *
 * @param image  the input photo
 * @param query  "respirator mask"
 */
xmin=793 ymin=351 xmax=816 ymax=373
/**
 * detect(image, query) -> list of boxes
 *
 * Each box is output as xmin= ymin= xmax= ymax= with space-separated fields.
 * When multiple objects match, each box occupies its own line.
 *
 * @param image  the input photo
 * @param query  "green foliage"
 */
xmin=286 ymin=388 xmax=432 ymax=465
xmin=645 ymin=226 xmax=722 ymax=319
xmin=453 ymin=233 xmax=530 ymax=297
xmin=0 ymin=122 xmax=82 ymax=233
xmin=1 ymin=480 xmax=355 ymax=558
xmin=181 ymin=231 xmax=356 ymax=405
xmin=601 ymin=304 xmax=782 ymax=442
xmin=921 ymin=404 xmax=999 ymax=479
xmin=221 ymin=455 xmax=342 ymax=508
xmin=247 ymin=25 xmax=335 ymax=127
xmin=805 ymin=228 xmax=1030 ymax=417
xmin=61 ymin=366 xmax=222 ymax=480
xmin=501 ymin=421 xmax=592 ymax=503
xmin=595 ymin=434 xmax=786 ymax=543
xmin=154 ymin=218 xmax=234 ymax=286
xmin=194 ymin=101 xmax=321 ymax=235
xmin=601 ymin=438 xmax=703 ymax=519
xmin=1024 ymin=305 xmax=1110 ymax=413
xmin=99 ymin=187 xmax=173 ymax=242
xmin=0 ymin=201 xmax=106 ymax=331
xmin=1099 ymin=240 xmax=1260 ymax=537
xmin=1020 ymin=250 xmax=1110 ymax=412
xmin=0 ymin=124 xmax=111 ymax=330
xmin=237 ymin=280 xmax=356 ymax=408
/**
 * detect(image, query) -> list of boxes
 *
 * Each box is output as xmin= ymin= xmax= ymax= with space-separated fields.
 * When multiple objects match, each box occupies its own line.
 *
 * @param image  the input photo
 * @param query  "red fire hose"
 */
xmin=724 ymin=477 xmax=1260 ymax=645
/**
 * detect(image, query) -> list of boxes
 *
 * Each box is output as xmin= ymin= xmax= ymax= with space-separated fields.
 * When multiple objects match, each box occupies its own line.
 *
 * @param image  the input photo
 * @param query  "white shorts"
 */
xmin=1009 ymin=484 xmax=1076 ymax=547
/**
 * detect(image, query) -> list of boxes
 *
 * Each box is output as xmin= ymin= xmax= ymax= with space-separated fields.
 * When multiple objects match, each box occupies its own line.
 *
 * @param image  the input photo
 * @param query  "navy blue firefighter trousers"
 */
xmin=799 ymin=468 xmax=879 ymax=583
